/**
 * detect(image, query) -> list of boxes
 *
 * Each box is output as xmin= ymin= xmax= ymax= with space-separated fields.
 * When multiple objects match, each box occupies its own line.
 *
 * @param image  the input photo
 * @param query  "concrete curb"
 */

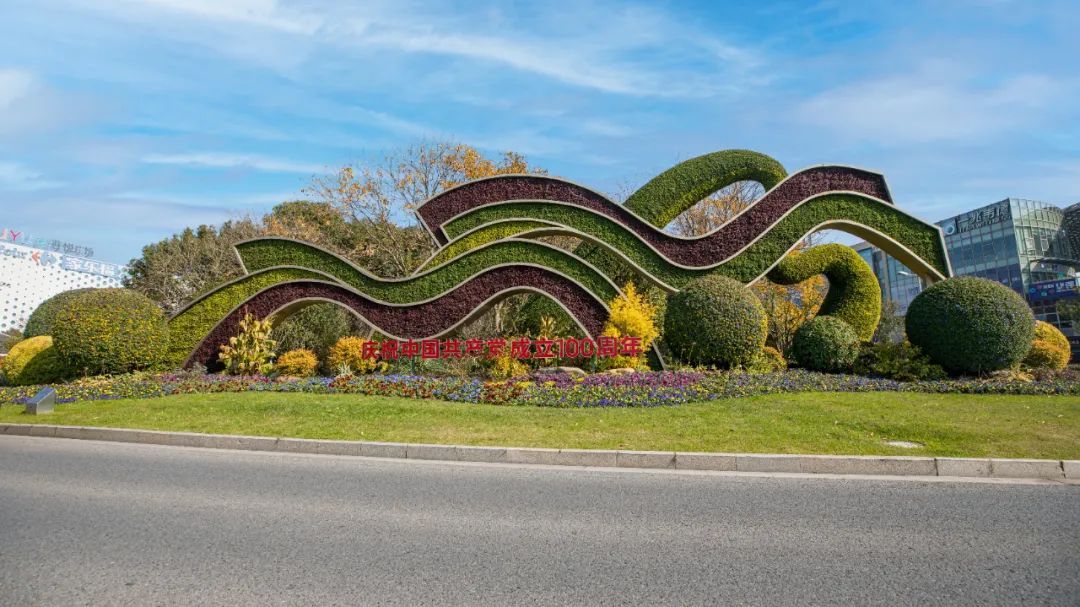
xmin=1 ymin=423 xmax=1074 ymax=481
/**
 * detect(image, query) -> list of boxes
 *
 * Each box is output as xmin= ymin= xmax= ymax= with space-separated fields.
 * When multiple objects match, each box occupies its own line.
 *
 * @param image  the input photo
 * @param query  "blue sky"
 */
xmin=1 ymin=0 xmax=1077 ymax=264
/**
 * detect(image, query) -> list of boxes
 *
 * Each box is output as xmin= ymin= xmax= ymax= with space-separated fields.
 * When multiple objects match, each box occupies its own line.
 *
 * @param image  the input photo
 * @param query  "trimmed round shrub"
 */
xmin=51 ymin=288 xmax=170 ymax=376
xmin=1023 ymin=321 xmax=1070 ymax=370
xmin=663 ymin=274 xmax=767 ymax=367
xmin=275 ymin=349 xmax=319 ymax=377
xmin=791 ymin=316 xmax=860 ymax=372
xmin=23 ymin=288 xmax=94 ymax=338
xmin=327 ymin=336 xmax=378 ymax=374
xmin=1 ymin=336 xmax=70 ymax=386
xmin=905 ymin=277 xmax=1035 ymax=374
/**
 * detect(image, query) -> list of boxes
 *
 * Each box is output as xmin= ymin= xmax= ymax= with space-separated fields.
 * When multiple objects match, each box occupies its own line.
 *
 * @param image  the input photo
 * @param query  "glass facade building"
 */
xmin=852 ymin=198 xmax=1080 ymax=358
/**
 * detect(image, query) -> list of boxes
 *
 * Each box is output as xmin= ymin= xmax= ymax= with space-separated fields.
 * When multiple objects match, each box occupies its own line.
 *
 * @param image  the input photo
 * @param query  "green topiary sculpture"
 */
xmin=23 ymin=288 xmax=94 ymax=338
xmin=663 ymin=274 xmax=767 ymax=367
xmin=767 ymin=244 xmax=882 ymax=341
xmin=905 ymin=277 xmax=1035 ymax=374
xmin=51 ymin=288 xmax=170 ymax=376
xmin=1 ymin=336 xmax=70 ymax=386
xmin=790 ymin=316 xmax=861 ymax=373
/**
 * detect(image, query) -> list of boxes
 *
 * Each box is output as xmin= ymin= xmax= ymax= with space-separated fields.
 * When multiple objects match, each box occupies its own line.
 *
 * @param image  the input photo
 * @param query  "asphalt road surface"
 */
xmin=1 ymin=436 xmax=1077 ymax=606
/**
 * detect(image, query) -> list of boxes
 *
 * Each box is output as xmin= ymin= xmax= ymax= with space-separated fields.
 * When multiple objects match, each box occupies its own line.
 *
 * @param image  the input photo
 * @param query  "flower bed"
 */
xmin=1 ymin=369 xmax=1078 ymax=409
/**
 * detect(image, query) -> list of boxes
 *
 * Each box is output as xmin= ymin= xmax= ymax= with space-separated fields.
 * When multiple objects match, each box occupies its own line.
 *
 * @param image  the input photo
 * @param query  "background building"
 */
xmin=852 ymin=198 xmax=1080 ymax=358
xmin=0 ymin=228 xmax=126 ymax=335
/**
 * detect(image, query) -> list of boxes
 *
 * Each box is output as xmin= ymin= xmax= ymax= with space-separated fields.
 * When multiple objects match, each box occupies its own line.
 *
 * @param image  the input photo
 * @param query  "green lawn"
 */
xmin=1 ymin=392 xmax=1078 ymax=458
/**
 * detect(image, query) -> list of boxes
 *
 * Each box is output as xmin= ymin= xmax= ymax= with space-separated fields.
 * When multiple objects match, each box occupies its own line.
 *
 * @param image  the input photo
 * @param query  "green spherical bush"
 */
xmin=23 ymin=288 xmax=94 ymax=338
xmin=791 ymin=316 xmax=860 ymax=372
xmin=905 ymin=277 xmax=1034 ymax=374
xmin=51 ymin=288 xmax=170 ymax=376
xmin=664 ymin=274 xmax=767 ymax=367
xmin=2 ymin=336 xmax=70 ymax=386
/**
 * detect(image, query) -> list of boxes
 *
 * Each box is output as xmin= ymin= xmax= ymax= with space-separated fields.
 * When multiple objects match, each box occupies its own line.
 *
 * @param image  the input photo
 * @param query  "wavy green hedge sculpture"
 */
xmin=767 ymin=243 xmax=883 ymax=340
xmin=167 ymin=149 xmax=949 ymax=370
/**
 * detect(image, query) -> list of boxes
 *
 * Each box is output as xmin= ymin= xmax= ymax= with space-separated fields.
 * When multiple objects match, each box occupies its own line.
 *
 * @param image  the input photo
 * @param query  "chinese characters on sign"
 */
xmin=0 ymin=244 xmax=125 ymax=280
xmin=1 ymin=228 xmax=95 ymax=258
xmin=954 ymin=202 xmax=1010 ymax=234
xmin=1028 ymin=277 xmax=1079 ymax=301
xmin=357 ymin=336 xmax=644 ymax=360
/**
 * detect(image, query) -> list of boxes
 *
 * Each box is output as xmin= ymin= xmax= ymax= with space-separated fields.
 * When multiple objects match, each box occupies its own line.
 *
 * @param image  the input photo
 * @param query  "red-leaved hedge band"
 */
xmin=187 ymin=269 xmax=610 ymax=369
xmin=416 ymin=167 xmax=891 ymax=266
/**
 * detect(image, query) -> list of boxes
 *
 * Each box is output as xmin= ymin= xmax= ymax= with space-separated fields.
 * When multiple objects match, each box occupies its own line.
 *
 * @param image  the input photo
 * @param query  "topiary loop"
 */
xmin=51 ymin=288 xmax=170 ymax=376
xmin=767 ymin=243 xmax=882 ymax=340
xmin=905 ymin=277 xmax=1035 ymax=374
xmin=663 ymin=274 xmax=767 ymax=367
xmin=790 ymin=316 xmax=860 ymax=372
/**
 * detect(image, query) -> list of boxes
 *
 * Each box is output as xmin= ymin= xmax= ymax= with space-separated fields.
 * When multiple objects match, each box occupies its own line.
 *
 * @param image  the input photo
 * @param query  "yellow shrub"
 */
xmin=487 ymin=350 xmax=528 ymax=380
xmin=1023 ymin=321 xmax=1071 ymax=370
xmin=275 ymin=349 xmax=319 ymax=377
xmin=599 ymin=282 xmax=658 ymax=369
xmin=327 ymin=336 xmax=378 ymax=374
xmin=749 ymin=345 xmax=788 ymax=373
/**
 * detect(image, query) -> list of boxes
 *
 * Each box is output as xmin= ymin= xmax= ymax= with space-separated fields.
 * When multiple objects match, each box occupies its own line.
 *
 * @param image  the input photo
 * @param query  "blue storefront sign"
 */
xmin=1028 ymin=277 xmax=1079 ymax=301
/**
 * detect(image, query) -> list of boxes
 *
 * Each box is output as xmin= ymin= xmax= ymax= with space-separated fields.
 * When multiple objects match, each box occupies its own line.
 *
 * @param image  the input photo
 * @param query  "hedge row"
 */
xmin=236 ymin=238 xmax=618 ymax=305
xmin=439 ymin=167 xmax=912 ymax=268
xmin=767 ymin=244 xmax=882 ymax=340
xmin=418 ymin=220 xmax=550 ymax=270
xmin=415 ymin=150 xmax=787 ymax=244
xmin=184 ymin=272 xmax=612 ymax=369
xmin=166 ymin=267 xmax=326 ymax=366
xmin=440 ymin=193 xmax=948 ymax=288
xmin=172 ymin=239 xmax=622 ymax=368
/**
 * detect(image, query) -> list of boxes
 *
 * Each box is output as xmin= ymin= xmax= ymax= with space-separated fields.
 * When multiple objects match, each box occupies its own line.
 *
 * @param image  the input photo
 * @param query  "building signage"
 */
xmin=0 ymin=243 xmax=125 ymax=280
xmin=0 ymin=227 xmax=95 ymax=258
xmin=1028 ymin=277 xmax=1079 ymax=301
xmin=953 ymin=202 xmax=1010 ymax=234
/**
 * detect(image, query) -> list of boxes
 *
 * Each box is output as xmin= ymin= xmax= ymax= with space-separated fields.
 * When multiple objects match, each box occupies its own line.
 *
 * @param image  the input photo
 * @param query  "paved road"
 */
xmin=1 ymin=436 xmax=1077 ymax=606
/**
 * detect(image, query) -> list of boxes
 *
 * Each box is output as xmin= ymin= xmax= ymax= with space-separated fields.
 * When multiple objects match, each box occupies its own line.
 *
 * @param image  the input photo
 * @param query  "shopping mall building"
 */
xmin=0 ymin=228 xmax=126 ymax=336
xmin=854 ymin=199 xmax=1080 ymax=358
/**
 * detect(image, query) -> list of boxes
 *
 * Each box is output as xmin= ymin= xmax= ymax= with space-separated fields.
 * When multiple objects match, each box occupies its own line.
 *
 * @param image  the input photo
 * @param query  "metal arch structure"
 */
xmin=167 ymin=150 xmax=951 ymax=370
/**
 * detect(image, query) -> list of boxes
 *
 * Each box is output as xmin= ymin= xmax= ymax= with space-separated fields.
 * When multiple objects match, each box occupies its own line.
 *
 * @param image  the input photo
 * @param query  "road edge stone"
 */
xmin=0 ymin=423 xmax=1071 ymax=481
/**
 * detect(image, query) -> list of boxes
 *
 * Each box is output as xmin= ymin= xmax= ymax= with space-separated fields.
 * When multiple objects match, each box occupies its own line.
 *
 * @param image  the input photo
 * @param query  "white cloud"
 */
xmin=111 ymin=0 xmax=322 ymax=34
xmin=796 ymin=70 xmax=1061 ymax=143
xmin=141 ymin=152 xmax=324 ymax=174
xmin=580 ymin=119 xmax=634 ymax=138
xmin=0 ymin=68 xmax=35 ymax=108
xmin=82 ymin=1 xmax=760 ymax=98
xmin=0 ymin=161 xmax=64 ymax=191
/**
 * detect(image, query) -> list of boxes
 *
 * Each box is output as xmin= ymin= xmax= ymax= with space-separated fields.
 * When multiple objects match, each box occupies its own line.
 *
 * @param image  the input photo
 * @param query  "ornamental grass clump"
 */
xmin=51 ymin=288 xmax=170 ymax=376
xmin=663 ymin=274 xmax=767 ymax=368
xmin=218 ymin=313 xmax=276 ymax=376
xmin=906 ymin=277 xmax=1035 ymax=375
